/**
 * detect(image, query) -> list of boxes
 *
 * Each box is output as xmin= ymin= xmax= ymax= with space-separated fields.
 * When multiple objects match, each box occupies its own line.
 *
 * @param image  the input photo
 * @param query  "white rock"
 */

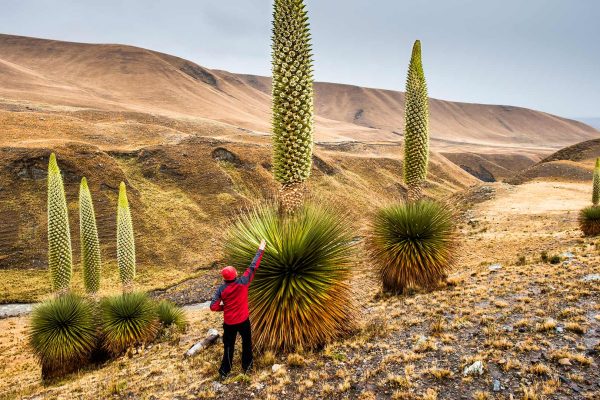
xmin=489 ymin=263 xmax=502 ymax=271
xmin=581 ymin=274 xmax=600 ymax=282
xmin=272 ymin=364 xmax=283 ymax=373
xmin=463 ymin=360 xmax=485 ymax=376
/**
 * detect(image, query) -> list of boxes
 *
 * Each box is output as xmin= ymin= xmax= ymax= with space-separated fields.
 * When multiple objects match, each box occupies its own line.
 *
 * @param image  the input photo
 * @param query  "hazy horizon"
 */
xmin=1 ymin=0 xmax=599 ymax=119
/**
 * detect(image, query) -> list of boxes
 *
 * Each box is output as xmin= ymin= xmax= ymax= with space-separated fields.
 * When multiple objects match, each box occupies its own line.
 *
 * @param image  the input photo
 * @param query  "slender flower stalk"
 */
xmin=272 ymin=0 xmax=314 ymax=213
xmin=47 ymin=153 xmax=73 ymax=294
xmin=403 ymin=40 xmax=430 ymax=202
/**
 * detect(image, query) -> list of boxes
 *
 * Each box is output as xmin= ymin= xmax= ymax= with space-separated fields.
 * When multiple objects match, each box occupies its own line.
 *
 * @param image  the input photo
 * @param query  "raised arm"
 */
xmin=239 ymin=240 xmax=266 ymax=285
xmin=209 ymin=285 xmax=225 ymax=312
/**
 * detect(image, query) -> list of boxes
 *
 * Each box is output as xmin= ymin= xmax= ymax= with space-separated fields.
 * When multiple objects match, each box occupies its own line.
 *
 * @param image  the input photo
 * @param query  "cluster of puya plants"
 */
xmin=29 ymin=154 xmax=187 ymax=379
xmin=579 ymin=158 xmax=600 ymax=236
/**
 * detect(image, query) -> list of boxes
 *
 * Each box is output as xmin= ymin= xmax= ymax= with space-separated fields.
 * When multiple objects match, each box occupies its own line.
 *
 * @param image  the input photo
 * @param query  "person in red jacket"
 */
xmin=210 ymin=239 xmax=266 ymax=378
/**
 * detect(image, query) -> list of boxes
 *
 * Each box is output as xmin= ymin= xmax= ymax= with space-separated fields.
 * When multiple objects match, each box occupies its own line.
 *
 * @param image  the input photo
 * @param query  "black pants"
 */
xmin=219 ymin=318 xmax=252 ymax=376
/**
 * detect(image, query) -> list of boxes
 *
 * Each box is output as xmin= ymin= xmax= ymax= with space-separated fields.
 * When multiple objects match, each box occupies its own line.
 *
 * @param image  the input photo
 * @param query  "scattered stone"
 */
xmin=581 ymin=274 xmax=600 ymax=282
xmin=556 ymin=326 xmax=564 ymax=333
xmin=493 ymin=379 xmax=501 ymax=392
xmin=558 ymin=358 xmax=572 ymax=366
xmin=272 ymin=364 xmax=283 ymax=373
xmin=562 ymin=252 xmax=574 ymax=259
xmin=502 ymin=325 xmax=513 ymax=332
xmin=212 ymin=381 xmax=224 ymax=392
xmin=463 ymin=360 xmax=485 ymax=376
xmin=489 ymin=263 xmax=502 ymax=271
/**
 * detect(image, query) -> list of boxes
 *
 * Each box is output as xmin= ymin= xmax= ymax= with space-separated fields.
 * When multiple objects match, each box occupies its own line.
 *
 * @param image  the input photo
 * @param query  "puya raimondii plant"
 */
xmin=369 ymin=41 xmax=456 ymax=293
xmin=272 ymin=0 xmax=315 ymax=213
xmin=403 ymin=40 xmax=430 ymax=202
xmin=47 ymin=153 xmax=73 ymax=294
xmin=117 ymin=182 xmax=136 ymax=290
xmin=79 ymin=177 xmax=101 ymax=295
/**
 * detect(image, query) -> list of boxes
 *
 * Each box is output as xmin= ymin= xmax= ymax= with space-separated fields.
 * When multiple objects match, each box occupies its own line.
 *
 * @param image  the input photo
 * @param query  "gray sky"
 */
xmin=1 ymin=0 xmax=599 ymax=118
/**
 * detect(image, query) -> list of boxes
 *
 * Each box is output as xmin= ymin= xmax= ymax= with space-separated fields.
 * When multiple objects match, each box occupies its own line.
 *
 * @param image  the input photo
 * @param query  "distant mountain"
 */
xmin=575 ymin=118 xmax=600 ymax=130
xmin=0 ymin=33 xmax=597 ymax=153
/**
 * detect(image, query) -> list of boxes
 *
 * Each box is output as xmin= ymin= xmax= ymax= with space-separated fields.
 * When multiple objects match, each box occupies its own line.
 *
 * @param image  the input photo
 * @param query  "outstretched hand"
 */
xmin=258 ymin=239 xmax=267 ymax=251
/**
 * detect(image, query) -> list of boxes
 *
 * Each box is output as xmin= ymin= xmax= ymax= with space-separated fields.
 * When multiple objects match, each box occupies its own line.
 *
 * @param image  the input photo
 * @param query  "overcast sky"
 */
xmin=1 ymin=0 xmax=599 ymax=118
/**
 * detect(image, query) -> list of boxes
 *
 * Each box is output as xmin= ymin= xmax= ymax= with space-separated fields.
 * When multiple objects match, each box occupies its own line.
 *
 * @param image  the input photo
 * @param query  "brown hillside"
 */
xmin=1 ymin=34 xmax=597 ymax=151
xmin=506 ymin=138 xmax=600 ymax=184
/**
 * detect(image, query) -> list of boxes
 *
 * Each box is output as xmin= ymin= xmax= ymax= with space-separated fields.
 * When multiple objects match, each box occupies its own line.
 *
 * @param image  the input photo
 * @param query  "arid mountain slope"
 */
xmin=507 ymin=138 xmax=600 ymax=184
xmin=1 ymin=34 xmax=597 ymax=151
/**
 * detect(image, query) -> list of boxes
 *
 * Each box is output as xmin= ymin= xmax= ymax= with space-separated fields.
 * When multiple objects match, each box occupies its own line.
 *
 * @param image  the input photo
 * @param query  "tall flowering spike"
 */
xmin=47 ymin=153 xmax=73 ymax=293
xmin=79 ymin=177 xmax=101 ymax=294
xmin=593 ymin=158 xmax=600 ymax=206
xmin=117 ymin=182 xmax=135 ymax=289
xmin=403 ymin=40 xmax=430 ymax=202
xmin=272 ymin=0 xmax=314 ymax=213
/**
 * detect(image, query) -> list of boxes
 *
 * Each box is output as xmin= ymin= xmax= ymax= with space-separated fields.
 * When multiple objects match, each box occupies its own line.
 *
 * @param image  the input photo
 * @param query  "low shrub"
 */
xmin=29 ymin=294 xmax=97 ymax=379
xmin=100 ymin=292 xmax=158 ymax=355
xmin=369 ymin=200 xmax=456 ymax=293
xmin=156 ymin=300 xmax=187 ymax=331
xmin=579 ymin=206 xmax=600 ymax=236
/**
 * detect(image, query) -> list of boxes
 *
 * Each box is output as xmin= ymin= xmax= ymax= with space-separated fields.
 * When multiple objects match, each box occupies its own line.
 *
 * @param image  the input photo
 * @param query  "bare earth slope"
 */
xmin=507 ymin=139 xmax=600 ymax=184
xmin=1 ymin=34 xmax=597 ymax=150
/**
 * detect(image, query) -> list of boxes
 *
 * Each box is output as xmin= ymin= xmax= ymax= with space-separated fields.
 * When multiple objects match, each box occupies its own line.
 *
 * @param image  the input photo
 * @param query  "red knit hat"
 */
xmin=221 ymin=266 xmax=237 ymax=281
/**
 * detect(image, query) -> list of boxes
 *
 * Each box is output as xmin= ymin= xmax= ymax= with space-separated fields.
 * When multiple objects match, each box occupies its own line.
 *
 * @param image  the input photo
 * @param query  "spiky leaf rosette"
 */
xmin=579 ymin=205 xmax=600 ymax=236
xmin=100 ymin=292 xmax=158 ymax=355
xmin=47 ymin=153 xmax=73 ymax=293
xmin=272 ymin=0 xmax=314 ymax=212
xmin=117 ymin=182 xmax=135 ymax=289
xmin=156 ymin=300 xmax=188 ymax=332
xmin=224 ymin=203 xmax=355 ymax=352
xmin=29 ymin=294 xmax=96 ymax=379
xmin=593 ymin=158 xmax=600 ymax=205
xmin=369 ymin=200 xmax=455 ymax=293
xmin=79 ymin=177 xmax=101 ymax=295
xmin=403 ymin=40 xmax=430 ymax=202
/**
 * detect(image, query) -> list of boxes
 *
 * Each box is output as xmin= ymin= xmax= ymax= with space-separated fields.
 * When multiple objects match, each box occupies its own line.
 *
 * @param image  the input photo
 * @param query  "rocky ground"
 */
xmin=0 ymin=181 xmax=598 ymax=400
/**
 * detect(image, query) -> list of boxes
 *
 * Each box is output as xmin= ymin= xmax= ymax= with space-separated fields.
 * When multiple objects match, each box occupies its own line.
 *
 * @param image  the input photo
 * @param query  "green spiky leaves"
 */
xmin=579 ymin=205 xmax=600 ymax=236
xmin=117 ymin=182 xmax=135 ymax=288
xmin=157 ymin=300 xmax=188 ymax=332
xmin=29 ymin=294 xmax=97 ymax=379
xmin=79 ymin=178 xmax=101 ymax=294
xmin=403 ymin=40 xmax=430 ymax=202
xmin=100 ymin=292 xmax=158 ymax=355
xmin=369 ymin=200 xmax=456 ymax=293
xmin=272 ymin=0 xmax=314 ymax=187
xmin=47 ymin=153 xmax=73 ymax=293
xmin=592 ymin=158 xmax=600 ymax=205
xmin=224 ymin=204 xmax=355 ymax=352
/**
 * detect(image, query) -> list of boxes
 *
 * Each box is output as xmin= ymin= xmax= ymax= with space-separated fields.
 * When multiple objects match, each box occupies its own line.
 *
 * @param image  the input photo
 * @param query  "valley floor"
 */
xmin=0 ymin=181 xmax=599 ymax=399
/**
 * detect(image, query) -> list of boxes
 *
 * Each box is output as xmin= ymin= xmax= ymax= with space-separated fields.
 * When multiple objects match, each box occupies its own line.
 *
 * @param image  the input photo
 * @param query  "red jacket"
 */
xmin=210 ymin=249 xmax=264 ymax=325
